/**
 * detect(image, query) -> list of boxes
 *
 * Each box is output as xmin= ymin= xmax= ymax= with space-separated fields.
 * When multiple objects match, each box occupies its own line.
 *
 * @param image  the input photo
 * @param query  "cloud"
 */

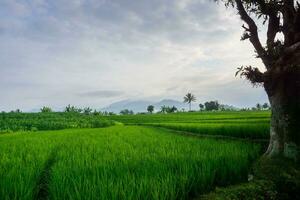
xmin=79 ymin=90 xmax=124 ymax=98
xmin=0 ymin=0 xmax=268 ymax=111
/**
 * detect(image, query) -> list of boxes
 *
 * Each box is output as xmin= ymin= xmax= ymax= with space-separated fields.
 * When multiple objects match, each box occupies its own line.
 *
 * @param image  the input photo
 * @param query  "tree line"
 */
xmin=2 ymin=93 xmax=270 ymax=116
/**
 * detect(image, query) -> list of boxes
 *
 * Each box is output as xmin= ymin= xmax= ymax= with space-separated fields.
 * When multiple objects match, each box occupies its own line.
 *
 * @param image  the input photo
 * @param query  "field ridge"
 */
xmin=150 ymin=126 xmax=269 ymax=143
xmin=34 ymin=146 xmax=60 ymax=200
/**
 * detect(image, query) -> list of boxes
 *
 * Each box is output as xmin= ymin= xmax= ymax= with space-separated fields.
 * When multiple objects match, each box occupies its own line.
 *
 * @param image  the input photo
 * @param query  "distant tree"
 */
xmin=65 ymin=104 xmax=73 ymax=112
xmin=93 ymin=110 xmax=102 ymax=116
xmin=120 ymin=109 xmax=134 ymax=115
xmin=83 ymin=107 xmax=92 ymax=115
xmin=170 ymin=106 xmax=177 ymax=113
xmin=256 ymin=103 xmax=262 ymax=111
xmin=199 ymin=103 xmax=204 ymax=111
xmin=108 ymin=112 xmax=115 ymax=116
xmin=64 ymin=105 xmax=82 ymax=113
xmin=219 ymin=104 xmax=225 ymax=111
xmin=137 ymin=112 xmax=147 ymax=115
xmin=204 ymin=101 xmax=219 ymax=111
xmin=40 ymin=106 xmax=52 ymax=113
xmin=11 ymin=109 xmax=21 ymax=113
xmin=165 ymin=106 xmax=177 ymax=113
xmin=183 ymin=93 xmax=196 ymax=111
xmin=262 ymin=103 xmax=270 ymax=110
xmin=160 ymin=105 xmax=167 ymax=113
xmin=147 ymin=105 xmax=154 ymax=113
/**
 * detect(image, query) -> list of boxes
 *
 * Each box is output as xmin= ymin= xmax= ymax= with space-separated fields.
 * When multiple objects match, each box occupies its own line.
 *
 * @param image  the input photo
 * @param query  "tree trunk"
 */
xmin=264 ymin=67 xmax=300 ymax=162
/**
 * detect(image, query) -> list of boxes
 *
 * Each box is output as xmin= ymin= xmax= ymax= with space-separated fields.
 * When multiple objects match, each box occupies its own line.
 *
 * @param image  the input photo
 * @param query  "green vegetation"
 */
xmin=0 ymin=112 xmax=114 ymax=132
xmin=204 ymin=101 xmax=219 ymax=111
xmin=1 ymin=111 xmax=270 ymax=139
xmin=0 ymin=126 xmax=261 ymax=200
xmin=40 ymin=106 xmax=52 ymax=113
xmin=0 ymin=111 xmax=273 ymax=199
xmin=120 ymin=109 xmax=134 ymax=115
xmin=160 ymin=105 xmax=178 ymax=113
xmin=107 ymin=111 xmax=270 ymax=139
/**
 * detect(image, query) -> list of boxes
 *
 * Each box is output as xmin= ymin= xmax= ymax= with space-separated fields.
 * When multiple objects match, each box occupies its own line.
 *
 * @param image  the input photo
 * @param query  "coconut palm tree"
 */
xmin=183 ymin=93 xmax=196 ymax=111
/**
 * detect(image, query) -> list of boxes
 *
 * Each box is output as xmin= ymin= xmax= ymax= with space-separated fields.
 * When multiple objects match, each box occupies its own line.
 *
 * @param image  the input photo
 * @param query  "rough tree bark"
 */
xmin=228 ymin=0 xmax=300 ymax=161
xmin=264 ymin=67 xmax=300 ymax=160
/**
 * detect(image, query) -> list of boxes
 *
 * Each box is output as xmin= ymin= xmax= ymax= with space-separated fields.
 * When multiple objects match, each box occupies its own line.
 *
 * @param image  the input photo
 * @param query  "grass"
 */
xmin=147 ymin=123 xmax=269 ymax=139
xmin=0 ymin=126 xmax=261 ymax=200
xmin=107 ymin=111 xmax=270 ymax=124
xmin=107 ymin=111 xmax=271 ymax=139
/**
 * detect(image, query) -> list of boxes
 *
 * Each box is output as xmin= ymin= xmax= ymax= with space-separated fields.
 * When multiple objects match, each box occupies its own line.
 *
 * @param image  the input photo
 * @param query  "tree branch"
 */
xmin=285 ymin=41 xmax=300 ymax=54
xmin=250 ymin=0 xmax=281 ymax=57
xmin=235 ymin=0 xmax=271 ymax=68
xmin=275 ymin=41 xmax=300 ymax=66
xmin=294 ymin=2 xmax=300 ymax=40
xmin=265 ymin=3 xmax=280 ymax=51
xmin=282 ymin=0 xmax=296 ymax=45
xmin=267 ymin=15 xmax=280 ymax=50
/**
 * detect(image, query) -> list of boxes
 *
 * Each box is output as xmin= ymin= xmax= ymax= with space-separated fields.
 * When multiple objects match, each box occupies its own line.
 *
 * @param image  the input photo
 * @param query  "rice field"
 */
xmin=107 ymin=111 xmax=271 ymax=139
xmin=0 ymin=112 xmax=113 ymax=132
xmin=0 ymin=126 xmax=261 ymax=200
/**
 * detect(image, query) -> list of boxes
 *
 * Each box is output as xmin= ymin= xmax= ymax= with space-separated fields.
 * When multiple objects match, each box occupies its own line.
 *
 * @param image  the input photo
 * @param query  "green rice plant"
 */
xmin=147 ymin=123 xmax=269 ymax=139
xmin=106 ymin=111 xmax=270 ymax=139
xmin=0 ymin=126 xmax=261 ymax=199
xmin=0 ymin=133 xmax=56 ymax=200
xmin=107 ymin=111 xmax=270 ymax=124
xmin=0 ymin=112 xmax=114 ymax=132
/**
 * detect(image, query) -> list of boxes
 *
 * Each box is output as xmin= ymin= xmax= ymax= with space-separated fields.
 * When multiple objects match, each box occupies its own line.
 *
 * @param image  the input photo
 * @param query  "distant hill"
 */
xmin=153 ymin=99 xmax=188 ymax=112
xmin=101 ymin=99 xmax=152 ymax=113
xmin=101 ymin=99 xmax=189 ymax=113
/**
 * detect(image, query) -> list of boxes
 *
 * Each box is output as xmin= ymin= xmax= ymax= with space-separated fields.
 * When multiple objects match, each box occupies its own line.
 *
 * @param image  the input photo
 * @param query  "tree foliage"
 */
xmin=204 ymin=101 xmax=220 ymax=111
xmin=262 ymin=102 xmax=270 ymax=109
xmin=183 ymin=93 xmax=196 ymax=111
xmin=147 ymin=105 xmax=154 ymax=113
xmin=160 ymin=105 xmax=178 ymax=113
xmin=64 ymin=105 xmax=82 ymax=113
xmin=83 ymin=107 xmax=93 ymax=115
xmin=199 ymin=103 xmax=205 ymax=111
xmin=40 ymin=106 xmax=52 ymax=113
xmin=120 ymin=109 xmax=134 ymax=115
xmin=183 ymin=93 xmax=196 ymax=103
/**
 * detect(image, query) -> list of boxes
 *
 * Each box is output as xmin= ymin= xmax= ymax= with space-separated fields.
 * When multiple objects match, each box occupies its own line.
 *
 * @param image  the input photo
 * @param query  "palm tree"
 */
xmin=183 ymin=93 xmax=196 ymax=111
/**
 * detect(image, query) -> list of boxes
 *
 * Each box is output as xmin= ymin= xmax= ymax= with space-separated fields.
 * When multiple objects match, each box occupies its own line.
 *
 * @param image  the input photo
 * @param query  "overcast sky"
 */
xmin=0 ymin=0 xmax=268 ymax=111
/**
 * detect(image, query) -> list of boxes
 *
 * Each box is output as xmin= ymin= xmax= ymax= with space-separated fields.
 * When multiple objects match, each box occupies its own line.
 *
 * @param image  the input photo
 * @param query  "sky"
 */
xmin=0 ymin=0 xmax=269 ymax=112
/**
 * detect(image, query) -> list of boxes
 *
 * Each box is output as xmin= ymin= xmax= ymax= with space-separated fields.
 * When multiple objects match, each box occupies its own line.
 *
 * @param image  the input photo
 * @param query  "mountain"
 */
xmin=101 ymin=99 xmax=152 ymax=113
xmin=153 ymin=99 xmax=187 ymax=112
xmin=101 ymin=99 xmax=189 ymax=113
